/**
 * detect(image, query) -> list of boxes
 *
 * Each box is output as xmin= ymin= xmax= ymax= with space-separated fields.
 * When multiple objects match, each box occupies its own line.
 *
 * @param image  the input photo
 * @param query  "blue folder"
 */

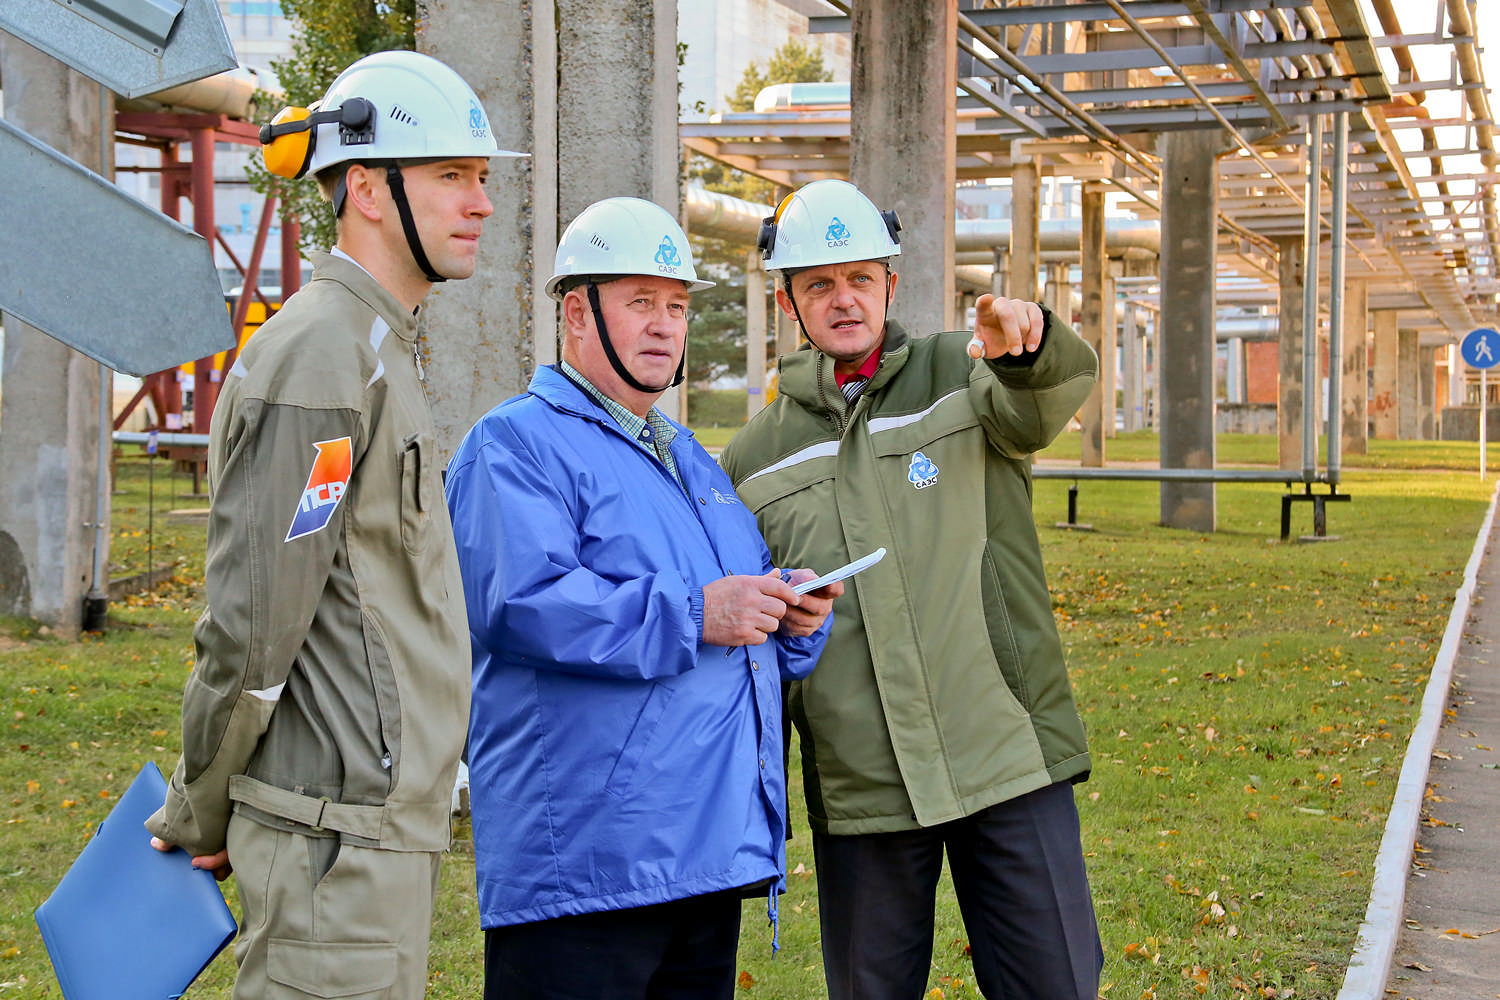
xmin=34 ymin=761 xmax=238 ymax=1000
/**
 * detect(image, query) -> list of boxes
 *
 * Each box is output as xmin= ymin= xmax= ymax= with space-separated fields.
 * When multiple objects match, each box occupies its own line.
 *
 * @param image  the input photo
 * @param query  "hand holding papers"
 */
xmin=793 ymin=547 xmax=887 ymax=595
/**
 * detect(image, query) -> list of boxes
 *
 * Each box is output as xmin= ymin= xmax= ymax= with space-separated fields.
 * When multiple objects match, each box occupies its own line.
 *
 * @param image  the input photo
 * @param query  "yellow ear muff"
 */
xmin=261 ymin=106 xmax=315 ymax=179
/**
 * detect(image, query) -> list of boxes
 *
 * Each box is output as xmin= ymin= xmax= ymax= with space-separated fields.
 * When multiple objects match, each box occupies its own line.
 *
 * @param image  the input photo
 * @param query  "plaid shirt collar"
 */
xmin=559 ymin=361 xmax=681 ymax=485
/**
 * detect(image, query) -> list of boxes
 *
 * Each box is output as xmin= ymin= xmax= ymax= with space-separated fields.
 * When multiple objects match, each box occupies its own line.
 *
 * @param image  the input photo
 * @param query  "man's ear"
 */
xmin=342 ymin=164 xmax=382 ymax=223
xmin=885 ymin=269 xmax=899 ymax=305
xmin=775 ymin=286 xmax=797 ymax=321
xmin=561 ymin=287 xmax=590 ymax=335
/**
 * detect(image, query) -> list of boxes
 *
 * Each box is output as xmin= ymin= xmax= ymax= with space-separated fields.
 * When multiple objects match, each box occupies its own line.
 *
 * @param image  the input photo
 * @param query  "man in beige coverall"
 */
xmin=145 ymin=51 xmax=523 ymax=998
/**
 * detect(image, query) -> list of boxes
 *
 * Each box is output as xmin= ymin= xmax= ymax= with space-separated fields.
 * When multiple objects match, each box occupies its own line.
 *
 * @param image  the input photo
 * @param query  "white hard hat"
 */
xmin=545 ymin=197 xmax=714 ymax=299
xmin=302 ymin=50 xmax=525 ymax=177
xmin=757 ymin=178 xmax=901 ymax=273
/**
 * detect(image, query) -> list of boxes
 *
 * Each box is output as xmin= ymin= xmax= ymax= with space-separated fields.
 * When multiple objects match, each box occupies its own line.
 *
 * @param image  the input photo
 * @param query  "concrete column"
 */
xmin=1079 ymin=185 xmax=1107 ymax=466
xmin=1009 ymin=155 xmax=1041 ymax=302
xmin=1397 ymin=328 xmax=1420 ymax=440
xmin=1419 ymin=344 xmax=1438 ymax=440
xmin=1340 ymin=279 xmax=1369 ymax=455
xmin=1158 ymin=130 xmax=1219 ymax=532
xmin=1371 ymin=310 xmax=1399 ymax=438
xmin=1044 ymin=263 xmax=1070 ymax=320
xmin=1226 ymin=338 xmax=1246 ymax=404
xmin=746 ymin=249 xmax=768 ymax=421
xmin=1122 ymin=301 xmax=1144 ymax=431
xmin=0 ymin=38 xmax=108 ymax=635
xmin=991 ymin=249 xmax=1008 ymax=299
xmin=1274 ymin=235 xmax=1305 ymax=468
xmin=850 ymin=0 xmax=957 ymax=336
xmin=419 ymin=0 xmax=682 ymax=450
xmin=1446 ymin=343 xmax=1462 ymax=412
xmin=1104 ymin=264 xmax=1118 ymax=438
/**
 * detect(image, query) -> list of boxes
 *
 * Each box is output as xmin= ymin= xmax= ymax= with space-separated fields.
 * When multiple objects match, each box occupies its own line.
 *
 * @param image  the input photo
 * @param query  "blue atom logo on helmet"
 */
xmin=468 ymin=100 xmax=489 ymax=138
xmin=825 ymin=216 xmax=851 ymax=247
xmin=654 ymin=235 xmax=684 ymax=271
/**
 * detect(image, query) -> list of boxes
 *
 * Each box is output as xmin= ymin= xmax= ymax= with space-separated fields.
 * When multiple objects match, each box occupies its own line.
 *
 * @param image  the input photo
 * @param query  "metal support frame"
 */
xmin=111 ymin=110 xmax=301 ymax=449
xmin=1033 ymin=466 xmax=1350 ymax=541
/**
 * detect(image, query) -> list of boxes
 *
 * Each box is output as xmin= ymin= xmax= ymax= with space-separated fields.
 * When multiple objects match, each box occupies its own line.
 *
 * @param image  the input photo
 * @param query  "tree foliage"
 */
xmin=247 ymin=0 xmax=415 ymax=257
xmin=685 ymin=37 xmax=834 ymax=393
xmin=726 ymin=36 xmax=832 ymax=114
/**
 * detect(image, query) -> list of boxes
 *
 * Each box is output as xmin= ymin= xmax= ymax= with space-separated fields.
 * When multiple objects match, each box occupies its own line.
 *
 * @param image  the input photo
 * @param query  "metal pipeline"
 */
xmin=118 ymin=65 xmax=278 ymax=120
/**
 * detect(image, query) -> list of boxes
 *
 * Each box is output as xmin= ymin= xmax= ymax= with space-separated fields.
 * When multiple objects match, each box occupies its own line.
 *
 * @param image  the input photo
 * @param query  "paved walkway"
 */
xmin=1384 ymin=521 xmax=1500 ymax=1000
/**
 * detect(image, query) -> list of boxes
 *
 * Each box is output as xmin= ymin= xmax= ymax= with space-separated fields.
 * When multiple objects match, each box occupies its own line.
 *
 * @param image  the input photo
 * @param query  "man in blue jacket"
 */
xmin=445 ymin=196 xmax=841 ymax=1000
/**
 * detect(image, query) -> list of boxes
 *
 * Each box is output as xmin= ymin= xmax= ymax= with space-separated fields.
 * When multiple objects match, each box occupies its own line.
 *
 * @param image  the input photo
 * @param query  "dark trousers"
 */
xmin=483 ymin=889 xmax=742 ymax=1000
xmin=813 ymin=781 xmax=1103 ymax=1000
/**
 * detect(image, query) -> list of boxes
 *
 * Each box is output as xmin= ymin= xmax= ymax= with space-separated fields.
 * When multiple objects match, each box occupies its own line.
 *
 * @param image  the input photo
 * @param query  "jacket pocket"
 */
xmin=603 ymin=684 xmax=675 ymax=799
xmin=979 ymin=548 xmax=1030 ymax=710
xmin=267 ymin=938 xmax=397 ymax=997
xmin=399 ymin=431 xmax=432 ymax=556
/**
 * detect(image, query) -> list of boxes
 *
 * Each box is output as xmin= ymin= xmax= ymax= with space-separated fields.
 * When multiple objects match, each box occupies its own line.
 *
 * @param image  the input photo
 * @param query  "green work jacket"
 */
xmin=722 ymin=316 xmax=1097 ymax=834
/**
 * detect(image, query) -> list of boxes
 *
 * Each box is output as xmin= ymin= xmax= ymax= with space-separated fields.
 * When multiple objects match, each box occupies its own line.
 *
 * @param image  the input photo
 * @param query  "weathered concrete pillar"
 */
xmin=746 ymin=249 xmax=768 ymax=421
xmin=1044 ymin=263 xmax=1070 ymax=321
xmin=1446 ymin=343 xmax=1463 ymax=413
xmin=1274 ymin=235 xmax=1305 ymax=468
xmin=419 ymin=0 xmax=682 ymax=448
xmin=850 ymin=0 xmax=956 ymax=336
xmin=1225 ymin=338 xmax=1246 ymax=404
xmin=1371 ymin=310 xmax=1399 ymax=438
xmin=1158 ymin=129 xmax=1218 ymax=532
xmin=1079 ymin=185 xmax=1107 ymax=466
xmin=1340 ymin=279 xmax=1369 ymax=455
xmin=991 ymin=249 xmax=1008 ymax=299
xmin=0 ymin=38 xmax=108 ymax=636
xmin=1397 ymin=328 xmax=1420 ymax=440
xmin=1419 ymin=344 xmax=1438 ymax=441
xmin=1103 ymin=263 xmax=1118 ymax=438
xmin=1122 ymin=300 xmax=1144 ymax=431
xmin=1009 ymin=154 xmax=1041 ymax=302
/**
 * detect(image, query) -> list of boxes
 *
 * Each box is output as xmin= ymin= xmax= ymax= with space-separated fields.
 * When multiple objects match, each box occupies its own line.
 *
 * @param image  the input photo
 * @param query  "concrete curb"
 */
xmin=1335 ymin=479 xmax=1500 ymax=1000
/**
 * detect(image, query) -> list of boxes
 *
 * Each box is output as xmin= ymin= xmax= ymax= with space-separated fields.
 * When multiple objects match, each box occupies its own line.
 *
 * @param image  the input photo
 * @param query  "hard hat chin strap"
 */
xmin=586 ymin=281 xmax=684 ymax=393
xmin=384 ymin=164 xmax=446 ymax=284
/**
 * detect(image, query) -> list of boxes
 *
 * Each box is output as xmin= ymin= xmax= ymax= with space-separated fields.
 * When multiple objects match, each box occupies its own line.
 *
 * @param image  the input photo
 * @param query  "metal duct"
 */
xmin=118 ymin=65 xmax=277 ymax=120
xmin=683 ymin=184 xmax=773 ymax=243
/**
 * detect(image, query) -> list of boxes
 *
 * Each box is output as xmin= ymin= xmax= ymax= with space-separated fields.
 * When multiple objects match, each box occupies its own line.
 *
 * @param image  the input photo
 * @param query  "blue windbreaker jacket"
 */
xmin=445 ymin=365 xmax=830 ymax=930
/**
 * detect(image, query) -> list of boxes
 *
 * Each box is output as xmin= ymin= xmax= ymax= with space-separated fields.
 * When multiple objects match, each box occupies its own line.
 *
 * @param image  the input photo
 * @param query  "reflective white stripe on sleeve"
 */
xmin=865 ymin=388 xmax=966 ymax=436
xmin=739 ymin=440 xmax=841 ymax=485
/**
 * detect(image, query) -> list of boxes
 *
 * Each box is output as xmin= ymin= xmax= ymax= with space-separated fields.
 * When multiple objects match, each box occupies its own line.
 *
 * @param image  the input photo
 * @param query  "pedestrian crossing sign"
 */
xmin=1462 ymin=327 xmax=1500 ymax=370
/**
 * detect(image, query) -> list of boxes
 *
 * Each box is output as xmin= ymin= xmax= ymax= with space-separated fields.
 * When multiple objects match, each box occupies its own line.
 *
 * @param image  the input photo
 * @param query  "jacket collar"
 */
xmin=530 ymin=365 xmax=700 ymax=450
xmin=309 ymin=251 xmax=421 ymax=344
xmin=777 ymin=320 xmax=911 ymax=416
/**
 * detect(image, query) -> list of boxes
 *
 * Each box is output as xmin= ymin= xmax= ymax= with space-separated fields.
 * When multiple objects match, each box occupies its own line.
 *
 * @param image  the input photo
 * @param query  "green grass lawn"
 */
xmin=2 ymin=434 xmax=1493 ymax=998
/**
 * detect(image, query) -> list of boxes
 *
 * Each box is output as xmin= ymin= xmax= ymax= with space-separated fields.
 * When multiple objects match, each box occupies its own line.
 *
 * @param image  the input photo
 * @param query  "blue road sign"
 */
xmin=1462 ymin=328 xmax=1500 ymax=370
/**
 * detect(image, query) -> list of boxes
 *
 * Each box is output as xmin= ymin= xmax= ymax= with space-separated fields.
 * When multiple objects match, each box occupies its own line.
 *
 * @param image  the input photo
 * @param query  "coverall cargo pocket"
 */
xmin=399 ymin=432 xmax=431 ymax=556
xmin=266 ymin=938 xmax=398 ymax=997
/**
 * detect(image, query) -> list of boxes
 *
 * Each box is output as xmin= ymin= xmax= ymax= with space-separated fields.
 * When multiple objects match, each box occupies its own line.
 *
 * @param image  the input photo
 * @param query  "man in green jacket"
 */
xmin=721 ymin=179 xmax=1102 ymax=1000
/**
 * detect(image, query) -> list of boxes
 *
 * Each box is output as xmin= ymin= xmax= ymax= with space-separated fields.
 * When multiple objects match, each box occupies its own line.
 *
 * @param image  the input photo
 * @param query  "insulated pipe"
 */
xmin=683 ymin=184 xmax=774 ymax=243
xmin=119 ymin=65 xmax=277 ymax=120
xmin=955 ymin=218 xmax=1161 ymax=256
xmin=684 ymin=185 xmax=1165 ymax=258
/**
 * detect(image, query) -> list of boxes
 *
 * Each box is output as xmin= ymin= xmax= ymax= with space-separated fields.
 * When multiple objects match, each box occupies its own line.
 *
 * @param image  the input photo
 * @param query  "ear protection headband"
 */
xmin=755 ymin=194 xmax=902 ymax=260
xmin=259 ymin=97 xmax=376 ymax=179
